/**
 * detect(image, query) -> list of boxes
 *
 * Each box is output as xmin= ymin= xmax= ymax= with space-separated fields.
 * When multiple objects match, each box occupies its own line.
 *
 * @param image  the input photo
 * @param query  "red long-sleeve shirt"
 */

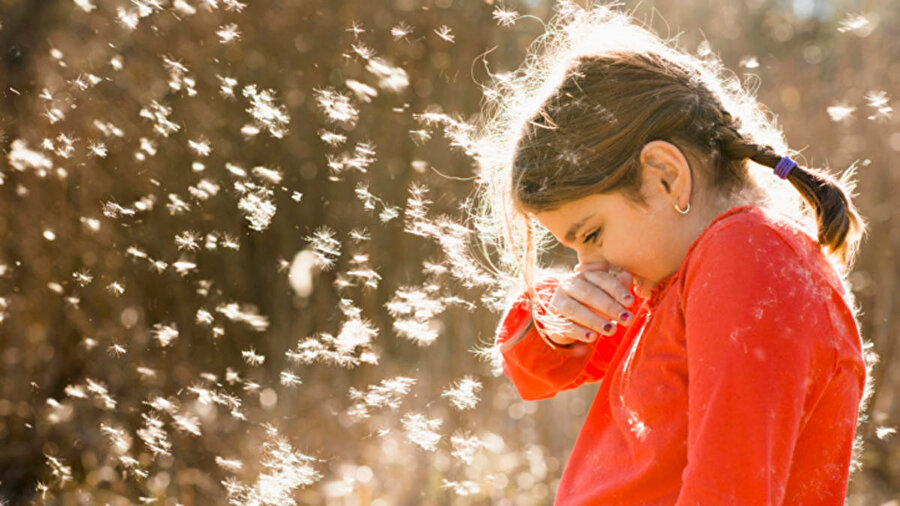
xmin=495 ymin=205 xmax=867 ymax=505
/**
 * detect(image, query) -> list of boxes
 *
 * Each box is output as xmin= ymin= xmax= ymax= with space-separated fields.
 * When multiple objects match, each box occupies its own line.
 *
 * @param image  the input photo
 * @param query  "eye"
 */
xmin=583 ymin=227 xmax=602 ymax=244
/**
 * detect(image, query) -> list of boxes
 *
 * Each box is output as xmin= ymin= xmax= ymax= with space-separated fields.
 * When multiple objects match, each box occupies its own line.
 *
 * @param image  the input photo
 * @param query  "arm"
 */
xmin=495 ymin=276 xmax=628 ymax=401
xmin=675 ymin=222 xmax=821 ymax=504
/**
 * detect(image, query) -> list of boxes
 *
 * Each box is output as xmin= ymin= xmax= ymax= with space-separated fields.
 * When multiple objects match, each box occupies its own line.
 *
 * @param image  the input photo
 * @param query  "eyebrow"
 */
xmin=565 ymin=213 xmax=595 ymax=243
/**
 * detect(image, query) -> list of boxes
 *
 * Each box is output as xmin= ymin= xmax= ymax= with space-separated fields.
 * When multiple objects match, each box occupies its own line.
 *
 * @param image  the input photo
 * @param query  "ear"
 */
xmin=639 ymin=140 xmax=693 ymax=208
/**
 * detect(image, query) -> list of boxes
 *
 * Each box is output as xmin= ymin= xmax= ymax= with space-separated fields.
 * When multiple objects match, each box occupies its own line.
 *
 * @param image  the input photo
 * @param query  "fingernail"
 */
xmin=624 ymin=294 xmax=634 ymax=304
xmin=602 ymin=322 xmax=614 ymax=334
xmin=619 ymin=311 xmax=631 ymax=322
xmin=585 ymin=331 xmax=595 ymax=341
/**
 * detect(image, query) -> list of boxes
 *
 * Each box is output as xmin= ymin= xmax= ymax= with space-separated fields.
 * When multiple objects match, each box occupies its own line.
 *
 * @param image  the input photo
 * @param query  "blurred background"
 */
xmin=0 ymin=0 xmax=896 ymax=504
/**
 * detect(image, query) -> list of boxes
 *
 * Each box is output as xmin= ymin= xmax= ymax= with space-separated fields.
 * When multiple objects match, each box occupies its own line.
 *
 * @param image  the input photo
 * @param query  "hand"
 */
xmin=542 ymin=260 xmax=635 ymax=346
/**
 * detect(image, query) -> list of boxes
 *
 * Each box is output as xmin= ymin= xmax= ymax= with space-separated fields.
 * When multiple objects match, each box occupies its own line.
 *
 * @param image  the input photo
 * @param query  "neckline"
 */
xmin=646 ymin=204 xmax=761 ymax=307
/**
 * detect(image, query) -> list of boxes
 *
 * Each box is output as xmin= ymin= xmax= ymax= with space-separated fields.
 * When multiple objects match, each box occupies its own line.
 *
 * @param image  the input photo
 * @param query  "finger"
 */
xmin=546 ymin=315 xmax=613 ymax=344
xmin=570 ymin=273 xmax=634 ymax=325
xmin=551 ymin=289 xmax=620 ymax=334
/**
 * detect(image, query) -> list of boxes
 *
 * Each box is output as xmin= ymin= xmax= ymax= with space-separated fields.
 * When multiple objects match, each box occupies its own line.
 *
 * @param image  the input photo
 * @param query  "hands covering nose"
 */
xmin=542 ymin=259 xmax=635 ymax=347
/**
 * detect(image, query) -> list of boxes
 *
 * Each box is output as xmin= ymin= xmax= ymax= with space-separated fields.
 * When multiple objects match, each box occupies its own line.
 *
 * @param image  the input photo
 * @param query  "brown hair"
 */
xmin=471 ymin=3 xmax=866 ymax=334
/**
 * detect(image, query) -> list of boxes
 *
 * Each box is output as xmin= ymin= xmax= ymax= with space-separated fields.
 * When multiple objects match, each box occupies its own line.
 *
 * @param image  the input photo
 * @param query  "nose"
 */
xmin=575 ymin=254 xmax=609 ymax=270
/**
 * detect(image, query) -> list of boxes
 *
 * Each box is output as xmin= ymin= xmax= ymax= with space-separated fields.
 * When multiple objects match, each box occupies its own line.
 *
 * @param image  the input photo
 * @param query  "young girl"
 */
xmin=475 ymin=4 xmax=874 ymax=504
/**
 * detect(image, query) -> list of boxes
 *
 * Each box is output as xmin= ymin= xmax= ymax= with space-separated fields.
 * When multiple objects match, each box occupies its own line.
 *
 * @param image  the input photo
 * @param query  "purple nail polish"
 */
xmin=620 ymin=311 xmax=631 ymax=322
xmin=602 ymin=322 xmax=614 ymax=334
xmin=585 ymin=331 xmax=594 ymax=340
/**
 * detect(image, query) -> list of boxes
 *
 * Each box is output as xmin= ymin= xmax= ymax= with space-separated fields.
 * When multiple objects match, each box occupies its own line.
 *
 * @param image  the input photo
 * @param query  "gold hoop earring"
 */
xmin=673 ymin=200 xmax=690 ymax=215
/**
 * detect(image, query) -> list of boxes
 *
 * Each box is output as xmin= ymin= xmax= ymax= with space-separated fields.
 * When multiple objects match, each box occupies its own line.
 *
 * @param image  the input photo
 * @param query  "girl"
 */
xmin=476 ymin=3 xmax=874 ymax=504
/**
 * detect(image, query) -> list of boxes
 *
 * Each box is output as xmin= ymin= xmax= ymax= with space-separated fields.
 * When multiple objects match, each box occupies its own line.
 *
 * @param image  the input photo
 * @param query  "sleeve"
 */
xmin=675 ymin=222 xmax=819 ymax=505
xmin=494 ymin=275 xmax=631 ymax=401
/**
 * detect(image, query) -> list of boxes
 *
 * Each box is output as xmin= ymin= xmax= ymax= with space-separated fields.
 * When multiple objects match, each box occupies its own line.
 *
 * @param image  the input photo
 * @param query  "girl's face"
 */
xmin=528 ymin=140 xmax=719 ymax=299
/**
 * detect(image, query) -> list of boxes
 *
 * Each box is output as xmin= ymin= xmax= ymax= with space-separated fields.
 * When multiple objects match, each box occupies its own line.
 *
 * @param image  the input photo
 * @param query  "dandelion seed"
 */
xmin=291 ymin=191 xmax=303 ymax=202
xmin=379 ymin=205 xmax=399 ymax=222
xmin=152 ymin=323 xmax=179 ymax=347
xmin=221 ymin=233 xmax=240 ymax=250
xmin=137 ymin=413 xmax=171 ymax=456
xmin=100 ymin=424 xmax=132 ymax=453
xmin=344 ymin=79 xmax=378 ymax=103
xmin=318 ymin=129 xmax=346 ymax=146
xmin=110 ymin=55 xmax=123 ymax=70
xmin=306 ymin=226 xmax=341 ymax=269
xmin=236 ymin=181 xmax=277 ymax=231
xmin=173 ymin=0 xmax=197 ymax=15
xmin=346 ymin=376 xmax=415 ymax=420
xmin=216 ymin=456 xmax=243 ymax=472
xmin=385 ymin=22 xmax=411 ymax=43
xmin=42 ymin=229 xmax=56 ymax=241
xmin=434 ymin=25 xmax=455 ymax=43
xmin=348 ymin=228 xmax=370 ymax=241
xmin=173 ymin=413 xmax=202 ymax=436
xmin=242 ymin=348 xmax=265 ymax=366
xmin=81 ymin=337 xmax=98 ymax=350
xmin=827 ymin=103 xmax=856 ymax=122
xmin=108 ymin=343 xmax=127 ymax=357
xmin=242 ymin=84 xmax=290 ymax=138
xmin=442 ymin=376 xmax=482 ymax=410
xmin=865 ymin=90 xmax=892 ymax=120
xmin=9 ymin=139 xmax=54 ymax=173
xmin=45 ymin=454 xmax=73 ymax=487
xmin=492 ymin=7 xmax=519 ymax=26
xmin=172 ymin=258 xmax=197 ymax=275
xmin=73 ymin=0 xmax=96 ymax=12
xmin=139 ymin=136 xmax=158 ymax=157
xmin=175 ymin=230 xmax=201 ymax=251
xmin=225 ymin=162 xmax=247 ymax=177
xmin=149 ymin=259 xmax=169 ymax=274
xmin=401 ymin=412 xmax=442 ymax=451
xmin=188 ymin=137 xmax=212 ymax=157
xmin=222 ymin=433 xmax=322 ymax=504
xmin=285 ymin=312 xmax=377 ymax=368
xmin=139 ymin=101 xmax=180 ymax=137
xmin=86 ymin=378 xmax=117 ymax=409
xmin=739 ymin=56 xmax=759 ymax=69
xmin=313 ymin=87 xmax=358 ymax=127
xmin=189 ymin=179 xmax=221 ymax=201
xmin=280 ymin=371 xmax=302 ymax=387
xmin=87 ymin=141 xmax=107 ymax=158
xmin=196 ymin=308 xmax=214 ymax=326
xmin=218 ymin=75 xmax=238 ymax=98
xmin=136 ymin=366 xmax=157 ymax=380
xmin=450 ymin=432 xmax=483 ymax=464
xmin=409 ymin=129 xmax=431 ymax=145
xmin=441 ymin=479 xmax=480 ymax=496
xmin=876 ymin=426 xmax=897 ymax=440
xmin=366 ymin=58 xmax=409 ymax=92
xmin=216 ymin=23 xmax=241 ymax=43
xmin=251 ymin=165 xmax=283 ymax=185
xmin=240 ymin=123 xmax=261 ymax=137
xmin=223 ymin=0 xmax=246 ymax=11
xmin=837 ymin=13 xmax=871 ymax=35
xmin=217 ymin=302 xmax=270 ymax=331
xmin=73 ymin=269 xmax=93 ymax=286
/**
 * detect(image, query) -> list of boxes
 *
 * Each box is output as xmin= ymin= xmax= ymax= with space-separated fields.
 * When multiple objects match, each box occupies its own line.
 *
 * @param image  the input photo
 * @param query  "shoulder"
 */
xmin=680 ymin=206 xmax=839 ymax=315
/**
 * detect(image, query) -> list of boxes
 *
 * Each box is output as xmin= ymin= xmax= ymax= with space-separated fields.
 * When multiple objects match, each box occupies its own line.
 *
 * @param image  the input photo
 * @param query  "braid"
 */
xmin=708 ymin=108 xmax=866 ymax=269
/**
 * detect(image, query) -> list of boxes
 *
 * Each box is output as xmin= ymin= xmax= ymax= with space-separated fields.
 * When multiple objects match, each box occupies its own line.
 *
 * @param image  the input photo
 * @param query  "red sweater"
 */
xmin=495 ymin=205 xmax=867 ymax=505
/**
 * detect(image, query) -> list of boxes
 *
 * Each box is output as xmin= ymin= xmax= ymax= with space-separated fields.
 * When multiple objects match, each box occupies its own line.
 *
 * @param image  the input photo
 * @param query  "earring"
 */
xmin=673 ymin=200 xmax=690 ymax=215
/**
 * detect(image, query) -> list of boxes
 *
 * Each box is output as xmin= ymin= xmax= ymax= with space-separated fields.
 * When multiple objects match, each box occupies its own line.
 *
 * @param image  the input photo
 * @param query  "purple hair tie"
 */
xmin=774 ymin=156 xmax=797 ymax=179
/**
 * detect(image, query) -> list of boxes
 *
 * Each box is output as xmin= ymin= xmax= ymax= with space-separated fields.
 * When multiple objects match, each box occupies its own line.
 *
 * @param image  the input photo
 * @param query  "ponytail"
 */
xmin=715 ymin=124 xmax=867 ymax=270
xmin=755 ymin=148 xmax=865 ymax=269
